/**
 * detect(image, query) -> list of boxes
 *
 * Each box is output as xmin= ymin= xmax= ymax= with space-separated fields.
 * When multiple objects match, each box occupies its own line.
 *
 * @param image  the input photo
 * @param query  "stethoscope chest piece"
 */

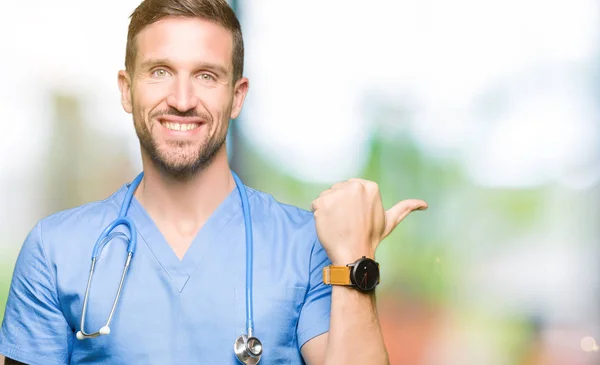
xmin=234 ymin=334 xmax=263 ymax=365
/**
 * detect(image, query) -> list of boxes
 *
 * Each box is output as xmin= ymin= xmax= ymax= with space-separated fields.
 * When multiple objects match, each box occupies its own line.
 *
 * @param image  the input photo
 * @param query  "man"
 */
xmin=0 ymin=0 xmax=427 ymax=364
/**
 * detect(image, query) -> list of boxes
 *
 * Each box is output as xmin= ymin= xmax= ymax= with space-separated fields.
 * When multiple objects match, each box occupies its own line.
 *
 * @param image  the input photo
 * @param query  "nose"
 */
xmin=166 ymin=75 xmax=199 ymax=112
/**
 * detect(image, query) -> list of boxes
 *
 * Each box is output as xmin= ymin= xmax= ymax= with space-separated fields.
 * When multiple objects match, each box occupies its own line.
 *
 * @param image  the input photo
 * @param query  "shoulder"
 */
xmin=25 ymin=184 xmax=127 ymax=259
xmin=246 ymin=186 xmax=313 ymax=219
xmin=246 ymin=186 xmax=316 ymax=229
xmin=38 ymin=185 xmax=124 ymax=236
xmin=244 ymin=186 xmax=324 ymax=253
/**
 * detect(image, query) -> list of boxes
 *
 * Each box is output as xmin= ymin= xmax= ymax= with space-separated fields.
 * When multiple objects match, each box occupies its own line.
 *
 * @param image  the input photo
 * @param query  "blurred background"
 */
xmin=1 ymin=0 xmax=599 ymax=363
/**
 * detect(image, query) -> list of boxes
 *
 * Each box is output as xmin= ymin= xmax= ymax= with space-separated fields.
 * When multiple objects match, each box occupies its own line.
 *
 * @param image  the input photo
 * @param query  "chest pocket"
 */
xmin=234 ymin=284 xmax=307 ymax=362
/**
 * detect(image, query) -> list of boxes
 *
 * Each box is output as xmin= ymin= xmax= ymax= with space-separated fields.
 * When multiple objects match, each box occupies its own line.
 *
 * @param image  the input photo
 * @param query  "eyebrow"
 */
xmin=139 ymin=58 xmax=229 ymax=75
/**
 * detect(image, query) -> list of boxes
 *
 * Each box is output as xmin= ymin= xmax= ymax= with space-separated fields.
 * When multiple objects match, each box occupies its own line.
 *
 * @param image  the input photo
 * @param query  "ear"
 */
xmin=230 ymin=77 xmax=249 ymax=120
xmin=117 ymin=70 xmax=133 ymax=114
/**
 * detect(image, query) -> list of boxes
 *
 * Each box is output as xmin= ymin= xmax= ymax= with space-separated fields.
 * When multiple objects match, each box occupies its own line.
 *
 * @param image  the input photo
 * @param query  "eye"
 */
xmin=198 ymin=73 xmax=215 ymax=81
xmin=152 ymin=68 xmax=169 ymax=77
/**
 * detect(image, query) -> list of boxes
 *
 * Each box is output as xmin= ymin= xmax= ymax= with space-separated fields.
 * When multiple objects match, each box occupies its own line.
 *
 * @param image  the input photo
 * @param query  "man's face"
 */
xmin=118 ymin=17 xmax=248 ymax=179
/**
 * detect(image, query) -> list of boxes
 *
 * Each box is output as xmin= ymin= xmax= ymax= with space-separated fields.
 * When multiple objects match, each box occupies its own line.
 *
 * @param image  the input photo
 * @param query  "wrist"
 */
xmin=330 ymin=248 xmax=375 ymax=266
xmin=323 ymin=254 xmax=381 ymax=293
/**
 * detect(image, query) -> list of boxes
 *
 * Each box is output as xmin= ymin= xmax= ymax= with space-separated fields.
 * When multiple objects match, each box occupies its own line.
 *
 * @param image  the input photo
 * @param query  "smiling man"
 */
xmin=0 ymin=0 xmax=427 ymax=364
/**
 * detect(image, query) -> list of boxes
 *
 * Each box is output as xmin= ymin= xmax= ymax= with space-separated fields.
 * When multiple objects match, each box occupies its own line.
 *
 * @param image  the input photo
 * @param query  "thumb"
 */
xmin=383 ymin=199 xmax=428 ymax=238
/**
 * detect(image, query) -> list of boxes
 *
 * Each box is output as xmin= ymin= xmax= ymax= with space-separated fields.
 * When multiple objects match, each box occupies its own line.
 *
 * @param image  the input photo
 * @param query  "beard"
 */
xmin=133 ymin=106 xmax=228 ymax=181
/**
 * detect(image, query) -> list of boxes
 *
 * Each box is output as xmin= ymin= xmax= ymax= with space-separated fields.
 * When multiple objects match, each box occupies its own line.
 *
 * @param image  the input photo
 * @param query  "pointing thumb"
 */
xmin=383 ymin=199 xmax=428 ymax=238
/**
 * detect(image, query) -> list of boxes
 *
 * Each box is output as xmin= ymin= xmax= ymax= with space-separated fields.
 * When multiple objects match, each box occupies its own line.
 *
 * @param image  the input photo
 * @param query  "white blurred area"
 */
xmin=1 ymin=0 xmax=599 ymax=364
xmin=241 ymin=0 xmax=600 ymax=188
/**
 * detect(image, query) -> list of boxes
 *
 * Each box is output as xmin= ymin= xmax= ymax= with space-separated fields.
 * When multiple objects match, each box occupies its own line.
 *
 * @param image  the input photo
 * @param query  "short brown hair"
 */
xmin=125 ymin=0 xmax=244 ymax=81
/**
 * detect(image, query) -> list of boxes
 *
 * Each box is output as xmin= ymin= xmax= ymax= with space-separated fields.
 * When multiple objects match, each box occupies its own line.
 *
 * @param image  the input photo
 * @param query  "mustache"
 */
xmin=150 ymin=108 xmax=211 ymax=121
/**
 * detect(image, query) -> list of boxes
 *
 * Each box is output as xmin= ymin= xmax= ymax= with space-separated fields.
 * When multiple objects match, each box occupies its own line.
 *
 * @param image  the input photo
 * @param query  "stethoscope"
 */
xmin=75 ymin=171 xmax=264 ymax=364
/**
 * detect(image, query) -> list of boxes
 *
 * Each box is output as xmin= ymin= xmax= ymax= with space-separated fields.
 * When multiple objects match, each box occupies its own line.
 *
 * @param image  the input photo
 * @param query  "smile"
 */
xmin=161 ymin=122 xmax=201 ymax=131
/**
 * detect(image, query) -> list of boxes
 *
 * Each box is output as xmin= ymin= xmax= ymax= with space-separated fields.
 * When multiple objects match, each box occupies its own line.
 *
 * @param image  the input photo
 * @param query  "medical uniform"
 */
xmin=0 ymin=181 xmax=332 ymax=364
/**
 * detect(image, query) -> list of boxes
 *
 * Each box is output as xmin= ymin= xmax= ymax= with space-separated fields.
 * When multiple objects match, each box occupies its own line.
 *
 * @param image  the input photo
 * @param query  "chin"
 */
xmin=161 ymin=154 xmax=200 ymax=169
xmin=154 ymin=160 xmax=203 ymax=180
xmin=157 ymin=144 xmax=199 ymax=160
xmin=152 ymin=149 xmax=219 ymax=179
xmin=141 ymin=132 xmax=225 ymax=179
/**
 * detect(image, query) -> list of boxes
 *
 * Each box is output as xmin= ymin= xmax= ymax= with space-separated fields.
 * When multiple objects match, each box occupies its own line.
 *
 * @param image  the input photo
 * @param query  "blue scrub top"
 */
xmin=0 ymin=181 xmax=332 ymax=364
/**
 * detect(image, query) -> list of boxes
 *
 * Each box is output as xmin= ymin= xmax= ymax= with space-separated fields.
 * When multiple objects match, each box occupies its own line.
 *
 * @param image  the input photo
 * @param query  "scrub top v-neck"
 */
xmin=129 ymin=187 xmax=242 ymax=293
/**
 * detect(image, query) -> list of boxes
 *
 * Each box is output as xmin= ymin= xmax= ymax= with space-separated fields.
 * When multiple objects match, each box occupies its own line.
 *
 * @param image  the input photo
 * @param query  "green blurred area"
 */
xmin=0 ymin=250 xmax=16 ymax=322
xmin=238 ymin=130 xmax=548 ymax=364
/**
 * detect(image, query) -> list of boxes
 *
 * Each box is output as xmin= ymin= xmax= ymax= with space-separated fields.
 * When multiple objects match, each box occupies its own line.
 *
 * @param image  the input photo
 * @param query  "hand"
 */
xmin=310 ymin=178 xmax=427 ymax=265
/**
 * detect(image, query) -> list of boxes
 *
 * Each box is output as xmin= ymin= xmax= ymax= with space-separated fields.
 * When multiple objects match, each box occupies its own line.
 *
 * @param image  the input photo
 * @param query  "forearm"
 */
xmin=310 ymin=177 xmax=426 ymax=364
xmin=324 ymin=286 xmax=389 ymax=365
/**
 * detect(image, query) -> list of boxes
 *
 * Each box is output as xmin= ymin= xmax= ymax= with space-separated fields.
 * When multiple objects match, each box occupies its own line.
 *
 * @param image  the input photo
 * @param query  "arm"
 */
xmin=303 ymin=179 xmax=427 ymax=365
xmin=302 ymin=288 xmax=387 ymax=365
xmin=0 ymin=222 xmax=72 ymax=365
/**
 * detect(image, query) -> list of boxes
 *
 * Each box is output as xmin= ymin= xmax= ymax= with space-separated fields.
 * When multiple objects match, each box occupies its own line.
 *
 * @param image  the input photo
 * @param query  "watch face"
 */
xmin=352 ymin=259 xmax=379 ymax=292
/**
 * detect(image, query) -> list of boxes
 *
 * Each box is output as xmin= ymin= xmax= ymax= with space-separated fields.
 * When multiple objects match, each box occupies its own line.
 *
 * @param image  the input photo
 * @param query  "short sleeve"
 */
xmin=0 ymin=221 xmax=72 ymax=365
xmin=296 ymin=236 xmax=332 ymax=348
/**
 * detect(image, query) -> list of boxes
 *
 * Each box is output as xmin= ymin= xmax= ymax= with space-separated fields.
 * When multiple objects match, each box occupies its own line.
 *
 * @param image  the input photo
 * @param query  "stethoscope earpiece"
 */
xmin=234 ymin=334 xmax=263 ymax=365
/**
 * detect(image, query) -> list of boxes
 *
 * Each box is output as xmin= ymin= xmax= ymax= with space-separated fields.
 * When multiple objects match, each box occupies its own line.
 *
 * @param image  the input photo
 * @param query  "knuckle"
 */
xmin=310 ymin=197 xmax=320 ymax=209
xmin=365 ymin=180 xmax=379 ymax=191
xmin=353 ymin=180 xmax=367 ymax=192
xmin=332 ymin=182 xmax=345 ymax=190
xmin=348 ymin=179 xmax=362 ymax=187
xmin=349 ymin=182 xmax=362 ymax=193
xmin=317 ymin=195 xmax=327 ymax=208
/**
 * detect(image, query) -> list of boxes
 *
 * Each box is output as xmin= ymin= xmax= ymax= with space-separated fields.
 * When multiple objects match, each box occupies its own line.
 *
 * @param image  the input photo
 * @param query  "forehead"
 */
xmin=135 ymin=16 xmax=234 ymax=71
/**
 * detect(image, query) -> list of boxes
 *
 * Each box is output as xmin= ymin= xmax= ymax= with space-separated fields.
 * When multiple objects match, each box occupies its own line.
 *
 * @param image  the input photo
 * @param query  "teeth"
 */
xmin=162 ymin=122 xmax=200 ymax=131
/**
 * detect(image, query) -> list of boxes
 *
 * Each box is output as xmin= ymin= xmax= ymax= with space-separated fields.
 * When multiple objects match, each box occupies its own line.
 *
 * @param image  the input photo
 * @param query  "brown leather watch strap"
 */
xmin=322 ymin=266 xmax=352 ymax=286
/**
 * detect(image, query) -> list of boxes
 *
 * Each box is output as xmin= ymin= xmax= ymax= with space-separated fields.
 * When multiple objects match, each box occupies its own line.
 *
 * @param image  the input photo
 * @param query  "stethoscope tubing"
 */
xmin=232 ymin=172 xmax=255 ymax=337
xmin=77 ymin=171 xmax=257 ymax=344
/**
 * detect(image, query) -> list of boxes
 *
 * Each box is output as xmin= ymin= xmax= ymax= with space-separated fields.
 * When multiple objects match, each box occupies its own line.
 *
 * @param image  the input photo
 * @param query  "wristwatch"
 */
xmin=322 ymin=256 xmax=380 ymax=293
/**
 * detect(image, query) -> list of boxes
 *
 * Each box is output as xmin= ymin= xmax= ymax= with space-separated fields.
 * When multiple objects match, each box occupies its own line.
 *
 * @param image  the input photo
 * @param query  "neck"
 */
xmin=134 ymin=146 xmax=235 ymax=229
